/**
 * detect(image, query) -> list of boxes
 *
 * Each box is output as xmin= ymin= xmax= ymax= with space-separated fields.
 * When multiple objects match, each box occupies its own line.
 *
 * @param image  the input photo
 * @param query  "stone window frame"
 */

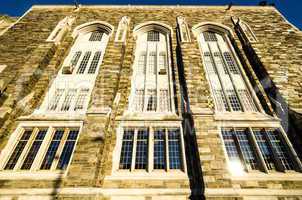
xmin=192 ymin=22 xmax=264 ymax=114
xmin=126 ymin=21 xmax=176 ymax=116
xmin=46 ymin=16 xmax=75 ymax=45
xmin=110 ymin=121 xmax=188 ymax=178
xmin=217 ymin=121 xmax=302 ymax=177
xmin=115 ymin=16 xmax=130 ymax=43
xmin=177 ymin=16 xmax=191 ymax=43
xmin=0 ymin=121 xmax=83 ymax=180
xmin=36 ymin=21 xmax=114 ymax=116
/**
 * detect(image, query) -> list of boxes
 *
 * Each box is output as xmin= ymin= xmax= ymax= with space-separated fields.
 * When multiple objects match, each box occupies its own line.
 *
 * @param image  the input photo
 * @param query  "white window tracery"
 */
xmin=199 ymin=30 xmax=261 ymax=113
xmin=37 ymin=23 xmax=111 ymax=115
xmin=128 ymin=29 xmax=174 ymax=113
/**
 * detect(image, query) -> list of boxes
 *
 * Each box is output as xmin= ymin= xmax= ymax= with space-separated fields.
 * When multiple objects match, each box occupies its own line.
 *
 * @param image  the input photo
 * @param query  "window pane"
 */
xmin=148 ymin=52 xmax=156 ymax=75
xmin=266 ymin=129 xmax=294 ymax=170
xmin=227 ymin=90 xmax=242 ymax=111
xmin=70 ymin=51 xmax=82 ymax=67
xmin=135 ymin=129 xmax=148 ymax=169
xmin=119 ymin=129 xmax=134 ymax=169
xmin=254 ymin=130 xmax=276 ymax=170
xmin=147 ymin=89 xmax=157 ymax=111
xmin=77 ymin=51 xmax=91 ymax=74
xmin=48 ymin=88 xmax=64 ymax=111
xmin=21 ymin=129 xmax=47 ymax=170
xmin=213 ymin=89 xmax=228 ymax=112
xmin=137 ymin=53 xmax=146 ymax=74
xmin=203 ymin=31 xmax=217 ymax=42
xmin=4 ymin=130 xmax=33 ymax=170
xmin=168 ymin=129 xmax=182 ymax=169
xmin=213 ymin=52 xmax=228 ymax=74
xmin=88 ymin=51 xmax=102 ymax=74
xmin=61 ymin=89 xmax=77 ymax=111
xmin=203 ymin=52 xmax=217 ymax=75
xmin=238 ymin=89 xmax=258 ymax=112
xmin=159 ymin=89 xmax=169 ymax=112
xmin=154 ymin=129 xmax=166 ymax=169
xmin=57 ymin=129 xmax=79 ymax=170
xmin=235 ymin=129 xmax=258 ymax=170
xmin=134 ymin=89 xmax=144 ymax=112
xmin=158 ymin=52 xmax=167 ymax=70
xmin=147 ymin=31 xmax=160 ymax=42
xmin=89 ymin=32 xmax=103 ymax=41
xmin=40 ymin=129 xmax=64 ymax=170
xmin=221 ymin=129 xmax=242 ymax=163
xmin=223 ymin=52 xmax=239 ymax=74
xmin=74 ymin=88 xmax=89 ymax=111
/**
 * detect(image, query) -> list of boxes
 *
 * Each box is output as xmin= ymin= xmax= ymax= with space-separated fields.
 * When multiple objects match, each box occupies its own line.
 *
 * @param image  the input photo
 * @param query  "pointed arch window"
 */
xmin=38 ymin=22 xmax=112 ymax=114
xmin=129 ymin=26 xmax=174 ymax=113
xmin=197 ymin=29 xmax=260 ymax=113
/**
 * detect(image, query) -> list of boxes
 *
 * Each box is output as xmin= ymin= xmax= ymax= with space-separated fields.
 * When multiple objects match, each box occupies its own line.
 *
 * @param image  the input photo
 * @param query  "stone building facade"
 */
xmin=0 ymin=4 xmax=301 ymax=200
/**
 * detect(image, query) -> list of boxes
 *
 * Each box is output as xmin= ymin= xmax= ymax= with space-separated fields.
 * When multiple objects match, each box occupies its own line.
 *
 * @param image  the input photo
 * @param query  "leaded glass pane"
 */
xmin=154 ymin=129 xmax=166 ymax=169
xmin=168 ymin=129 xmax=182 ymax=169
xmin=21 ymin=129 xmax=47 ymax=170
xmin=4 ymin=130 xmax=33 ymax=170
xmin=119 ymin=129 xmax=134 ymax=169
xmin=135 ymin=129 xmax=148 ymax=169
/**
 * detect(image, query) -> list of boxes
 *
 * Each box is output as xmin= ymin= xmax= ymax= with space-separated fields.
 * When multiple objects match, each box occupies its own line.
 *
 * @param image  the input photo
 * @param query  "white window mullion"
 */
xmin=156 ymin=43 xmax=159 ymax=112
xmin=50 ymin=128 xmax=69 ymax=170
xmin=225 ymin=36 xmax=263 ymax=113
xmin=143 ymin=43 xmax=150 ymax=112
xmin=31 ymin=127 xmax=54 ymax=171
xmin=165 ymin=128 xmax=170 ymax=171
xmin=248 ymin=127 xmax=269 ymax=173
xmin=131 ymin=129 xmax=138 ymax=171
xmin=148 ymin=127 xmax=154 ymax=172
xmin=207 ymin=42 xmax=233 ymax=111
xmin=215 ymin=41 xmax=246 ymax=112
xmin=179 ymin=127 xmax=187 ymax=173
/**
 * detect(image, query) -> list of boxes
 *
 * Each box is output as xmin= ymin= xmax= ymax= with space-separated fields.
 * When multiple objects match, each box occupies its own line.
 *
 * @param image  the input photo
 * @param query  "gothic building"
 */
xmin=0 ymin=4 xmax=301 ymax=200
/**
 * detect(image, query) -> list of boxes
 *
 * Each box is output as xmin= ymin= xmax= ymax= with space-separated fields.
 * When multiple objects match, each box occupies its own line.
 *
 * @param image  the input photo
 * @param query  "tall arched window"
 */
xmin=194 ymin=24 xmax=261 ymax=113
xmin=128 ymin=23 xmax=174 ymax=113
xmin=37 ymin=22 xmax=113 ymax=114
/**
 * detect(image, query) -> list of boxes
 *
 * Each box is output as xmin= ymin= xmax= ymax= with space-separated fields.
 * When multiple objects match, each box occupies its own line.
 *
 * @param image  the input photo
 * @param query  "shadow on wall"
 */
xmin=234 ymin=26 xmax=302 ymax=159
xmin=175 ymin=28 xmax=205 ymax=200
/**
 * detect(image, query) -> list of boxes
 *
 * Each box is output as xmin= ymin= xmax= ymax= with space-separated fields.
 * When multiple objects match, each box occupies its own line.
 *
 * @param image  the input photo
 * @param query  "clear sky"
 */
xmin=0 ymin=0 xmax=301 ymax=30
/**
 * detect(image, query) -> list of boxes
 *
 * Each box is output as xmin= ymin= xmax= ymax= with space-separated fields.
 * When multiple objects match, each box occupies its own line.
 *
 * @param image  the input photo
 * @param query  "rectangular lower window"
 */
xmin=2 ymin=127 xmax=80 ymax=171
xmin=118 ymin=127 xmax=184 ymax=172
xmin=221 ymin=127 xmax=299 ymax=173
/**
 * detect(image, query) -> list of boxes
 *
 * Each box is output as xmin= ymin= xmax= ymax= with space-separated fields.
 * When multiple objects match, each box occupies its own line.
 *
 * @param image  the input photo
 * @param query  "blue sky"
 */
xmin=0 ymin=0 xmax=301 ymax=30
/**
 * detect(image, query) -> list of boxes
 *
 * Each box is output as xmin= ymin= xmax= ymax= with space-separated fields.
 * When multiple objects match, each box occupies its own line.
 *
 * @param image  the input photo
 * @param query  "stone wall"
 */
xmin=0 ymin=5 xmax=301 ymax=200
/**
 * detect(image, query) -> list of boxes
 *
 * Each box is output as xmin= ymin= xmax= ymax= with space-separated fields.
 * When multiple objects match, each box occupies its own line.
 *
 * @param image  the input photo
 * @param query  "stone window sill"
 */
xmin=231 ymin=171 xmax=302 ymax=181
xmin=0 ymin=170 xmax=67 ymax=180
xmin=107 ymin=170 xmax=188 ymax=180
